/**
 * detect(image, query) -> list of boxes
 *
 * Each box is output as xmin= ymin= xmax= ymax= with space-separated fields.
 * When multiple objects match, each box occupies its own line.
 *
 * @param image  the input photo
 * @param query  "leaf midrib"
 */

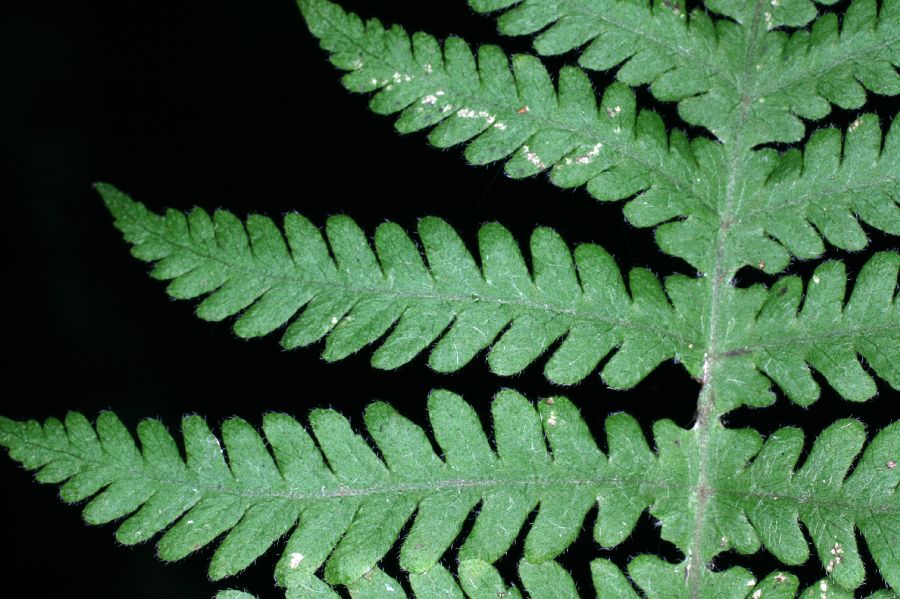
xmin=685 ymin=0 xmax=769 ymax=594
xmin=719 ymin=321 xmax=898 ymax=358
xmin=13 ymin=428 xmax=898 ymax=528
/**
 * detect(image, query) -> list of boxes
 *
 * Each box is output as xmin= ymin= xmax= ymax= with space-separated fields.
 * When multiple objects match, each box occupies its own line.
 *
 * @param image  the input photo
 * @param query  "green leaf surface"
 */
xmin=710 ymin=115 xmax=900 ymax=275
xmin=2 ymin=391 xmax=898 ymax=594
xmin=469 ymin=0 xmax=900 ymax=147
xmin=15 ymin=1 xmax=898 ymax=596
xmin=100 ymin=183 xmax=701 ymax=389
xmin=103 ymin=184 xmax=898 ymax=408
xmin=712 ymin=252 xmax=900 ymax=411
xmin=298 ymin=0 xmax=899 ymax=275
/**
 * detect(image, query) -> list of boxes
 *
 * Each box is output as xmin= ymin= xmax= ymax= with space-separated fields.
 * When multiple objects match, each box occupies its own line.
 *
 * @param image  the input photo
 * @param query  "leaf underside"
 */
xmin=101 ymin=184 xmax=898 ymax=411
xmin=2 ymin=390 xmax=898 ymax=597
xmin=8 ymin=0 xmax=897 ymax=597
xmin=468 ymin=0 xmax=900 ymax=147
xmin=299 ymin=0 xmax=899 ymax=276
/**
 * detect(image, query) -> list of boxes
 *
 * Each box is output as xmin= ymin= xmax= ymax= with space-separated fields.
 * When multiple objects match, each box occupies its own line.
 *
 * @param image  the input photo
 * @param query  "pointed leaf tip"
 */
xmin=95 ymin=182 xmax=131 ymax=212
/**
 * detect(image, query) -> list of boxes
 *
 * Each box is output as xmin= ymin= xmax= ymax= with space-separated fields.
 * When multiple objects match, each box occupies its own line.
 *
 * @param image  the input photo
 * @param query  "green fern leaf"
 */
xmin=100 ymin=183 xmax=703 ymax=388
xmin=714 ymin=114 xmax=899 ymax=273
xmin=9 ymin=0 xmax=898 ymax=594
xmin=298 ymin=0 xmax=899 ymax=275
xmin=713 ymin=252 xmax=900 ymax=410
xmin=298 ymin=0 xmax=680 ymax=178
xmin=469 ymin=0 xmax=900 ymax=146
xmin=641 ymin=113 xmax=900 ymax=274
xmin=297 ymin=0 xmax=716 ymax=268
xmin=3 ymin=390 xmax=898 ymax=595
xmin=103 ymin=183 xmax=898 ymax=406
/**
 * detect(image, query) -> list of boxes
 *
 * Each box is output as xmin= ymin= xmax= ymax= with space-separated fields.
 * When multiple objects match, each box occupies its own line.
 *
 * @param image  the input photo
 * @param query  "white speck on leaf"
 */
xmin=575 ymin=142 xmax=603 ymax=165
xmin=521 ymin=145 xmax=546 ymax=169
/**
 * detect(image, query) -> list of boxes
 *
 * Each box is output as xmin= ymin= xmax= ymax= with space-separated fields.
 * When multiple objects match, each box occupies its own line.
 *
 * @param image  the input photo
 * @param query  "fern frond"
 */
xmin=714 ymin=252 xmax=899 ymax=410
xmin=718 ymin=114 xmax=899 ymax=274
xmin=469 ymin=0 xmax=900 ymax=146
xmin=103 ymin=184 xmax=898 ymax=407
xmin=297 ymin=0 xmax=725 ymax=271
xmin=298 ymin=0 xmax=898 ymax=275
xmin=3 ymin=391 xmax=897 ymax=594
xmin=101 ymin=183 xmax=702 ymax=388
xmin=299 ymin=0 xmax=694 ymax=178
xmin=603 ymin=112 xmax=899 ymax=275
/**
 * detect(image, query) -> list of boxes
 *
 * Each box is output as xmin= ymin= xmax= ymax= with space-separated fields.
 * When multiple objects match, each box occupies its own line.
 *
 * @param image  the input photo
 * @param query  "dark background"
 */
xmin=3 ymin=1 xmax=897 ymax=597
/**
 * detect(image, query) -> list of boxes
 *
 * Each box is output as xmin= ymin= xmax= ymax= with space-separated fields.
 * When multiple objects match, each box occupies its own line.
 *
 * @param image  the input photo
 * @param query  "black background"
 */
xmin=3 ymin=1 xmax=897 ymax=597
